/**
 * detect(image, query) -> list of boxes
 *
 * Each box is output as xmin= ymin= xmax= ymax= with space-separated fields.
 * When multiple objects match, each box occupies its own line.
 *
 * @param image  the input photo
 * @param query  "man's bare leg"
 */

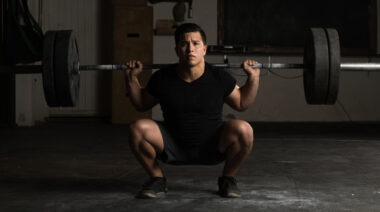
xmin=128 ymin=119 xmax=165 ymax=177
xmin=217 ymin=120 xmax=254 ymax=197
xmin=219 ymin=120 xmax=254 ymax=176
xmin=128 ymin=119 xmax=168 ymax=198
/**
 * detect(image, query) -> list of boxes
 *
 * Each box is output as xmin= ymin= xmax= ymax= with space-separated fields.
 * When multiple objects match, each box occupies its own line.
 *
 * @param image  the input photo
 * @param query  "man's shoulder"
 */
xmin=160 ymin=63 xmax=177 ymax=71
xmin=205 ymin=62 xmax=234 ymax=80
xmin=151 ymin=63 xmax=177 ymax=78
xmin=153 ymin=63 xmax=176 ymax=74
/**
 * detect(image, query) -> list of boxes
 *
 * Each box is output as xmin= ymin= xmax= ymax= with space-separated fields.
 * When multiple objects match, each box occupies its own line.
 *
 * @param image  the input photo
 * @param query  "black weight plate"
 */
xmin=54 ymin=30 xmax=80 ymax=107
xmin=324 ymin=28 xmax=340 ymax=104
xmin=69 ymin=36 xmax=80 ymax=106
xmin=303 ymin=28 xmax=330 ymax=104
xmin=42 ymin=31 xmax=59 ymax=107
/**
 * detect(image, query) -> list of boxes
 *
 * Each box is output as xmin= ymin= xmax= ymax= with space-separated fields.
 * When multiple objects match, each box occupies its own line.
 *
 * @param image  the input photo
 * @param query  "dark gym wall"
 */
xmin=0 ymin=1 xmax=15 ymax=126
xmin=219 ymin=0 xmax=376 ymax=55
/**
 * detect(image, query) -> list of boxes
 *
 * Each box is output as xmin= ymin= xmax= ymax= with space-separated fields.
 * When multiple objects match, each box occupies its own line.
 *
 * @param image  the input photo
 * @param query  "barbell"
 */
xmin=3 ymin=28 xmax=380 ymax=107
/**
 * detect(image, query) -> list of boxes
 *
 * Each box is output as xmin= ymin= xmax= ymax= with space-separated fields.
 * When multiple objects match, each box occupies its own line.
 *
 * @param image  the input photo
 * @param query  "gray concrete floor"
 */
xmin=1 ymin=118 xmax=380 ymax=211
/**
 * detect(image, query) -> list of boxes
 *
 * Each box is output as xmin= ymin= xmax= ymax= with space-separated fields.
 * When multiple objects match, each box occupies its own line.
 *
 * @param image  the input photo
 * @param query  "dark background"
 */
xmin=219 ymin=0 xmax=376 ymax=55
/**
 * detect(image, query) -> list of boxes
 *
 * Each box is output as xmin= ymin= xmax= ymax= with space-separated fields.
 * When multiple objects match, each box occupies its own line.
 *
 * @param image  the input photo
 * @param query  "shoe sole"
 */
xmin=136 ymin=190 xmax=168 ymax=199
xmin=220 ymin=192 xmax=241 ymax=198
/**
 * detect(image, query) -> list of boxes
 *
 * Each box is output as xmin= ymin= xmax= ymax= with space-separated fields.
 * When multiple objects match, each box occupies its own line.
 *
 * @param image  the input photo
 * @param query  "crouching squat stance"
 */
xmin=125 ymin=23 xmax=260 ymax=199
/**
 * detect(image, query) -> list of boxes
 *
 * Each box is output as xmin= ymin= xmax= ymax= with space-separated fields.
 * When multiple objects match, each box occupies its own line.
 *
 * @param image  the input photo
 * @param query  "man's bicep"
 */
xmin=224 ymin=85 xmax=241 ymax=110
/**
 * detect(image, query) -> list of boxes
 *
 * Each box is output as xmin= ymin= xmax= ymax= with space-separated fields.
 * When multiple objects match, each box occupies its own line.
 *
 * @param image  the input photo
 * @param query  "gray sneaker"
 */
xmin=218 ymin=176 xmax=241 ymax=198
xmin=135 ymin=177 xmax=168 ymax=199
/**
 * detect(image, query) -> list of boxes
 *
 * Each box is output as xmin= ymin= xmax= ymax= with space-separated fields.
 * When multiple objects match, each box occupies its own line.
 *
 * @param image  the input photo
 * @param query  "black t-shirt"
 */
xmin=146 ymin=63 xmax=236 ymax=146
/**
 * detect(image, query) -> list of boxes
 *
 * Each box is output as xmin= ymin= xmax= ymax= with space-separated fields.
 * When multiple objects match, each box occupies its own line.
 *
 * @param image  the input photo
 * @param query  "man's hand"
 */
xmin=242 ymin=59 xmax=260 ymax=79
xmin=125 ymin=60 xmax=143 ymax=80
xmin=225 ymin=59 xmax=261 ymax=111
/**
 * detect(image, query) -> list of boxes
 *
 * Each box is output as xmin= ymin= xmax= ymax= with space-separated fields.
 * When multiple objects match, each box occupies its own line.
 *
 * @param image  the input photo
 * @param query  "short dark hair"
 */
xmin=174 ymin=23 xmax=207 ymax=46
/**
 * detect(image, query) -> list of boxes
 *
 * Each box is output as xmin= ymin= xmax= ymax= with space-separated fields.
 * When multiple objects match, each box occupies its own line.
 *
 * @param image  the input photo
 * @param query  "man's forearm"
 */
xmin=125 ymin=76 xmax=145 ymax=110
xmin=239 ymin=75 xmax=259 ymax=110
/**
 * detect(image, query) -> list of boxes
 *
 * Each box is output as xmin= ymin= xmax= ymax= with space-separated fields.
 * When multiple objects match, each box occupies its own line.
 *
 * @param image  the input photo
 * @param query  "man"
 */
xmin=125 ymin=23 xmax=260 ymax=199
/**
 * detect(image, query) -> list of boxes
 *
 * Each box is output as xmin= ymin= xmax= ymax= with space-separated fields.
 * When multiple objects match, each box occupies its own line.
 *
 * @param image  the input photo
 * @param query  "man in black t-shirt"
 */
xmin=125 ymin=23 xmax=260 ymax=199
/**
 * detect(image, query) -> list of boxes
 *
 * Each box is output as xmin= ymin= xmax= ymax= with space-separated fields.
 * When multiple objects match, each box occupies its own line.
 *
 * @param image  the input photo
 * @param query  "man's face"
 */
xmin=175 ymin=32 xmax=207 ymax=67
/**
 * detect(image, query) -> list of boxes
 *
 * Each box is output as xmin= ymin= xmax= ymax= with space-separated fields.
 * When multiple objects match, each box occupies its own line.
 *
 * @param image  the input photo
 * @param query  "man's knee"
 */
xmin=128 ymin=119 xmax=155 ymax=142
xmin=229 ymin=120 xmax=254 ymax=149
xmin=128 ymin=119 xmax=164 ymax=152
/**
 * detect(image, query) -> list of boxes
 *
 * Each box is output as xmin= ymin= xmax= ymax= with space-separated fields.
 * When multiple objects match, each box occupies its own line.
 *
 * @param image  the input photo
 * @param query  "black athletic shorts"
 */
xmin=155 ymin=121 xmax=226 ymax=165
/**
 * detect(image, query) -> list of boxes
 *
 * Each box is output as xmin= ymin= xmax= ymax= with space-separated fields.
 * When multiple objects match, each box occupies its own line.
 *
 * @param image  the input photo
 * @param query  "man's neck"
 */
xmin=176 ymin=61 xmax=205 ymax=83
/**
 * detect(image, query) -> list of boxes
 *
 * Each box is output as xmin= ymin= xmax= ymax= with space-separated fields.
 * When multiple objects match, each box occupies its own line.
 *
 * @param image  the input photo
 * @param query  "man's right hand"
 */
xmin=125 ymin=60 xmax=143 ymax=79
xmin=124 ymin=60 xmax=157 ymax=111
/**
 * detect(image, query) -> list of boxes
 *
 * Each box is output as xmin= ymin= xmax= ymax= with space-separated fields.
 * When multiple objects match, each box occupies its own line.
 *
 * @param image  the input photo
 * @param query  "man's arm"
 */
xmin=225 ymin=59 xmax=260 ymax=112
xmin=125 ymin=60 xmax=158 ymax=112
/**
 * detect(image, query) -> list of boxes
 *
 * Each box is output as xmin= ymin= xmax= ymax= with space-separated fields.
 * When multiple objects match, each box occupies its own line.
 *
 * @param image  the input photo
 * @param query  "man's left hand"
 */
xmin=243 ymin=59 xmax=260 ymax=78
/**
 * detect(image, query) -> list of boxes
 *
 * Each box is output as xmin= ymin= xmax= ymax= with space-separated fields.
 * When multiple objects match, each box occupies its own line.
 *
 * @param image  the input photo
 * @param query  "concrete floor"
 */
xmin=1 ymin=118 xmax=380 ymax=211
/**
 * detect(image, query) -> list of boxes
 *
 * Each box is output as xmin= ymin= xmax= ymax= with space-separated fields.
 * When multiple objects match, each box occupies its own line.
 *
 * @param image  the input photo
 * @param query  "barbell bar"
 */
xmin=2 ymin=28 xmax=380 ymax=107
xmin=78 ymin=63 xmax=380 ymax=72
xmin=8 ymin=62 xmax=380 ymax=74
xmin=77 ymin=63 xmax=305 ymax=71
